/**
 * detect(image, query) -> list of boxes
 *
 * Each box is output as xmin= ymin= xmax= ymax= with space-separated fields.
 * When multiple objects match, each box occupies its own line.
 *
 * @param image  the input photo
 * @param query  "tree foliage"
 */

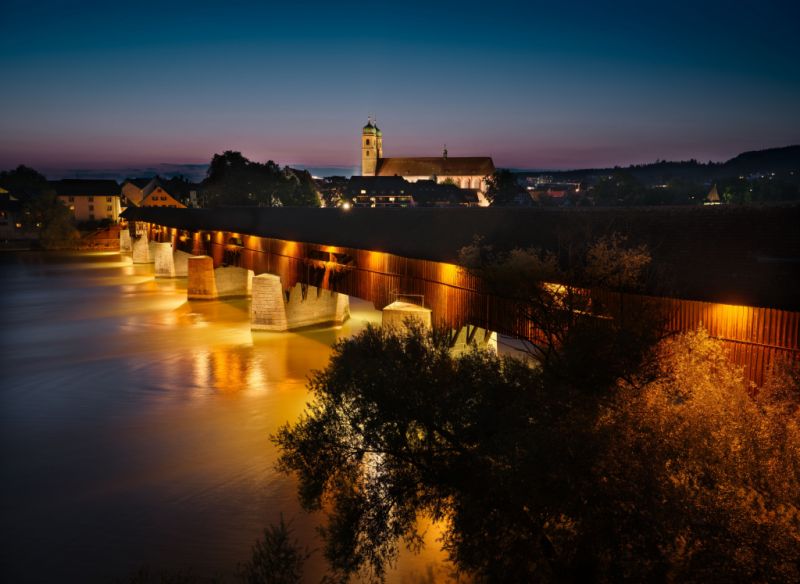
xmin=459 ymin=234 xmax=660 ymax=387
xmin=484 ymin=169 xmax=525 ymax=206
xmin=238 ymin=517 xmax=311 ymax=584
xmin=599 ymin=329 xmax=800 ymax=582
xmin=274 ymin=234 xmax=799 ymax=582
xmin=275 ymin=324 xmax=547 ymax=582
xmin=0 ymin=165 xmax=78 ymax=247
xmin=591 ymin=171 xmax=645 ymax=206
xmin=202 ymin=151 xmax=319 ymax=208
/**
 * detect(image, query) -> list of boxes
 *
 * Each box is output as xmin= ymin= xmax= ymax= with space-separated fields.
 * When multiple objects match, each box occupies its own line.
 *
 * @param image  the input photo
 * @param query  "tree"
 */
xmin=202 ymin=151 xmax=320 ymax=208
xmin=458 ymin=234 xmax=660 ymax=386
xmin=277 ymin=168 xmax=319 ymax=207
xmin=274 ymin=235 xmax=668 ymax=582
xmin=238 ymin=517 xmax=311 ymax=584
xmin=591 ymin=171 xmax=644 ymax=206
xmin=598 ymin=329 xmax=800 ymax=582
xmin=484 ymin=169 xmax=525 ymax=206
xmin=717 ymin=177 xmax=751 ymax=204
xmin=275 ymin=327 xmax=800 ymax=582
xmin=0 ymin=164 xmax=49 ymax=198
xmin=0 ymin=165 xmax=78 ymax=247
xmin=274 ymin=324 xmax=558 ymax=582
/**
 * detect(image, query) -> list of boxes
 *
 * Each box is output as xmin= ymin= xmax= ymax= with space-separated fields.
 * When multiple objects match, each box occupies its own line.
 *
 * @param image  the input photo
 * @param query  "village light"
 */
xmin=341 ymin=201 xmax=352 ymax=210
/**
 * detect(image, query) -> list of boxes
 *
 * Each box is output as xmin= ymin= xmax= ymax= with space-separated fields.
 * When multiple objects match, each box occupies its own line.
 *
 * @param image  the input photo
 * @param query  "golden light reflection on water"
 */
xmin=4 ymin=251 xmax=458 ymax=582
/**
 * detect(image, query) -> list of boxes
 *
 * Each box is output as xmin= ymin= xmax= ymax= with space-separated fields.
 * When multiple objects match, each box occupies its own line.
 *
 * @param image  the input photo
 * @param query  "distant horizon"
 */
xmin=16 ymin=142 xmax=796 ymax=182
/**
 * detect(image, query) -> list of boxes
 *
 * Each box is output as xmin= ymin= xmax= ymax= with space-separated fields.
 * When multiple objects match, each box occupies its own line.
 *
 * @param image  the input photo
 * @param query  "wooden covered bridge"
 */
xmin=121 ymin=205 xmax=800 ymax=385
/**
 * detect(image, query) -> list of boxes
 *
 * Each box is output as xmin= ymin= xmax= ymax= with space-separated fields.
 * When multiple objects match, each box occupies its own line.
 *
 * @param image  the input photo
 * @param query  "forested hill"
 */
xmin=519 ymin=145 xmax=800 ymax=184
xmin=724 ymin=145 xmax=800 ymax=174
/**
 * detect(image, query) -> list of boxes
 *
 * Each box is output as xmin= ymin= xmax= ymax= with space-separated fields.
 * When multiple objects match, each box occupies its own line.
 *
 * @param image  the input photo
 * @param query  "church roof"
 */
xmin=376 ymin=157 xmax=495 ymax=177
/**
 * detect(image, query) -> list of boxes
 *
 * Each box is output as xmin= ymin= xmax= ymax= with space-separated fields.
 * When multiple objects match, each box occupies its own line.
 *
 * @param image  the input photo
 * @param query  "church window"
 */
xmin=366 ymin=151 xmax=370 ymax=156
xmin=366 ymin=139 xmax=370 ymax=145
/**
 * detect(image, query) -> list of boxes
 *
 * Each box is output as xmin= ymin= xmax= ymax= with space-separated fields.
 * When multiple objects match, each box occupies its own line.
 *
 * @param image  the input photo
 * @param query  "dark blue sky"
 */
xmin=1 ymin=0 xmax=798 ymax=173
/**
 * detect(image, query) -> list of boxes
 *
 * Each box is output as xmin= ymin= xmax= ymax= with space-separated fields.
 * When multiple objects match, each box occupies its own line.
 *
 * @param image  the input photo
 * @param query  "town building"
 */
xmin=345 ymin=176 xmax=480 ymax=208
xmin=121 ymin=178 xmax=188 ymax=209
xmin=139 ymin=182 xmax=187 ymax=208
xmin=120 ymin=178 xmax=151 ymax=207
xmin=51 ymin=179 xmax=122 ymax=223
xmin=360 ymin=119 xmax=495 ymax=202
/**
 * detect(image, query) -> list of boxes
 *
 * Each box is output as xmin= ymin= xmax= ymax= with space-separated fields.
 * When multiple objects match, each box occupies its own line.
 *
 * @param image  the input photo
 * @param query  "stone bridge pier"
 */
xmin=187 ymin=255 xmax=253 ymax=299
xmin=382 ymin=300 xmax=432 ymax=330
xmin=382 ymin=300 xmax=496 ymax=353
xmin=152 ymin=242 xmax=192 ymax=278
xmin=131 ymin=233 xmax=157 ymax=264
xmin=250 ymin=273 xmax=350 ymax=332
xmin=448 ymin=325 xmax=498 ymax=355
xmin=119 ymin=229 xmax=132 ymax=252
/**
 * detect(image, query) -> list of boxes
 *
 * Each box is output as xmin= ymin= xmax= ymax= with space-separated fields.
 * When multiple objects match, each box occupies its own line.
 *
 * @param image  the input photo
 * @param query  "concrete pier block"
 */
xmin=335 ymin=293 xmax=351 ymax=324
xmin=284 ymin=284 xmax=349 ymax=330
xmin=251 ymin=275 xmax=351 ymax=331
xmin=153 ymin=242 xmax=175 ymax=278
xmin=132 ymin=234 xmax=152 ymax=264
xmin=187 ymin=256 xmax=217 ymax=299
xmin=251 ymin=274 xmax=289 ymax=331
xmin=173 ymin=250 xmax=191 ymax=277
xmin=187 ymin=257 xmax=252 ymax=300
xmin=450 ymin=326 xmax=498 ymax=356
xmin=119 ymin=229 xmax=132 ymax=252
xmin=382 ymin=301 xmax=432 ymax=331
xmin=214 ymin=266 xmax=253 ymax=298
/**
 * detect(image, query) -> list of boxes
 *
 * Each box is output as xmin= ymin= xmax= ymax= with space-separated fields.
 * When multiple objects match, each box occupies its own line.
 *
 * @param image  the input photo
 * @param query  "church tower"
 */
xmin=361 ymin=118 xmax=379 ymax=176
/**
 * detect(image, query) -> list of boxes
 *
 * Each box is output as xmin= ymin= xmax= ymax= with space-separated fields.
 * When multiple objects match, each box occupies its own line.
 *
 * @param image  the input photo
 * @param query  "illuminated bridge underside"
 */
xmin=129 ymin=214 xmax=800 ymax=387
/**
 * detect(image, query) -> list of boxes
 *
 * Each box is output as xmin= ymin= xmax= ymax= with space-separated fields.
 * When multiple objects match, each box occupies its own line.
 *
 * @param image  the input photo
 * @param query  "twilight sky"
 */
xmin=1 ymin=0 xmax=798 ymax=175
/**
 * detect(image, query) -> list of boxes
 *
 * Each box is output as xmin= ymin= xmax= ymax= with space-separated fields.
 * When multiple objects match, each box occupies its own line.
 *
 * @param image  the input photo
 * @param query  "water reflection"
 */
xmin=0 ymin=251 xmax=452 ymax=583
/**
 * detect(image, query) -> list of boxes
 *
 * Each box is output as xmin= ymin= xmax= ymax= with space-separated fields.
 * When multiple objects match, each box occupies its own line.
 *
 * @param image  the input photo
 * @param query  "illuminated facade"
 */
xmin=360 ymin=118 xmax=495 ymax=200
xmin=122 ymin=178 xmax=187 ymax=209
xmin=51 ymin=179 xmax=121 ymax=223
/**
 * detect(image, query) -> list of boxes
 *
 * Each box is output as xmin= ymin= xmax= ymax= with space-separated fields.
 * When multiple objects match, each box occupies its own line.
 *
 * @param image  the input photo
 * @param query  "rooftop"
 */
xmin=121 ymin=205 xmax=800 ymax=311
xmin=376 ymin=157 xmax=495 ymax=177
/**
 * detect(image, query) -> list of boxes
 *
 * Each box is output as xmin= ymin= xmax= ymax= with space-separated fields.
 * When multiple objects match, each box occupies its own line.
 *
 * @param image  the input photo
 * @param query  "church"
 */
xmin=360 ymin=118 xmax=495 ymax=196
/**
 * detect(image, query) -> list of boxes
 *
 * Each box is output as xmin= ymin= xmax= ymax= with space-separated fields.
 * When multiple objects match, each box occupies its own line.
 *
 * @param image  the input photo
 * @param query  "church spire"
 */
xmin=361 ymin=118 xmax=378 ymax=176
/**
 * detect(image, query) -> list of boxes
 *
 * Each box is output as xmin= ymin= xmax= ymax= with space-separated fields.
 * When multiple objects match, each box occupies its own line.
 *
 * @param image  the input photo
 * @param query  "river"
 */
xmin=0 ymin=251 xmax=455 ymax=583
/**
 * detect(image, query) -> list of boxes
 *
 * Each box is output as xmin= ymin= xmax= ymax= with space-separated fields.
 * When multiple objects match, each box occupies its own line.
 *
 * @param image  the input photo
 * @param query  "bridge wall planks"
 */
xmin=142 ymin=222 xmax=799 ymax=386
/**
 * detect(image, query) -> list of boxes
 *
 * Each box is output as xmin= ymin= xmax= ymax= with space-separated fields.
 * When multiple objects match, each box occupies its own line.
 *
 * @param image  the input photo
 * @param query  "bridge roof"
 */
xmin=122 ymin=205 xmax=800 ymax=310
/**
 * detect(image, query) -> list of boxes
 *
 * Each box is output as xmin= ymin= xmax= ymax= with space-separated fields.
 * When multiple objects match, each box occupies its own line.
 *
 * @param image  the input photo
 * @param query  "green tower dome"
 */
xmin=362 ymin=121 xmax=377 ymax=135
